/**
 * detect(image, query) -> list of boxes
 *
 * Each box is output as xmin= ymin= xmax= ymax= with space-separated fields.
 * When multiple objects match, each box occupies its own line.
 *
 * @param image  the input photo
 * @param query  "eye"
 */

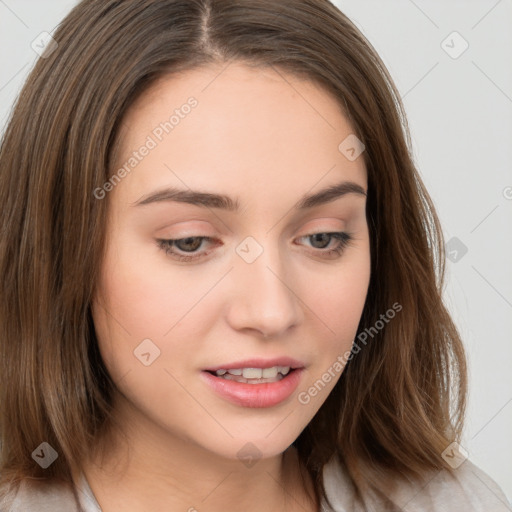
xmin=156 ymin=236 xmax=216 ymax=262
xmin=295 ymin=231 xmax=354 ymax=259
xmin=156 ymin=231 xmax=354 ymax=263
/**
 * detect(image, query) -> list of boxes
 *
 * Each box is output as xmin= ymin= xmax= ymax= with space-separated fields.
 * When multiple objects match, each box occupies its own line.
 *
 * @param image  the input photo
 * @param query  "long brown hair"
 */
xmin=0 ymin=0 xmax=467 ymax=509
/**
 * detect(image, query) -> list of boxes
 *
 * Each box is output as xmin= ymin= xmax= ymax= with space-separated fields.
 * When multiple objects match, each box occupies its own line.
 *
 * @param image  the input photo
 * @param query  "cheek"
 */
xmin=297 ymin=246 xmax=370 ymax=391
xmin=91 ymin=238 xmax=227 ymax=383
xmin=91 ymin=245 xmax=174 ymax=378
xmin=307 ymin=248 xmax=370 ymax=339
xmin=96 ymin=240 xmax=206 ymax=338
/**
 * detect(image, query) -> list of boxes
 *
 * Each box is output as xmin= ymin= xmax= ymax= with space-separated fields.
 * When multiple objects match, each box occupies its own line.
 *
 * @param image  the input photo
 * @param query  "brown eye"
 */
xmin=174 ymin=237 xmax=204 ymax=252
xmin=296 ymin=231 xmax=353 ymax=259
xmin=156 ymin=236 xmax=218 ymax=263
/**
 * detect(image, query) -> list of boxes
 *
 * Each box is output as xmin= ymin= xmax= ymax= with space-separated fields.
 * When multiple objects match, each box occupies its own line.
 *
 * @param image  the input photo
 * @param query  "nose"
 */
xmin=225 ymin=243 xmax=303 ymax=338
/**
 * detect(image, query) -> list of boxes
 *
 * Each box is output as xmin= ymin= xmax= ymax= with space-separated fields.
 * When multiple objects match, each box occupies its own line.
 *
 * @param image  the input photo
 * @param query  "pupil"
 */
xmin=313 ymin=233 xmax=330 ymax=248
xmin=176 ymin=237 xmax=202 ymax=252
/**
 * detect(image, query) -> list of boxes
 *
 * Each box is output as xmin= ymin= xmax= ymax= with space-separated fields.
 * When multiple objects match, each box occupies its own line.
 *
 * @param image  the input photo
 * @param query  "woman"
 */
xmin=0 ymin=1 xmax=509 ymax=510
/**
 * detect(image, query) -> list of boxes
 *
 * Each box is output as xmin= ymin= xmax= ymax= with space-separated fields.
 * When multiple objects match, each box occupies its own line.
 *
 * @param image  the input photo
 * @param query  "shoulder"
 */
xmin=393 ymin=459 xmax=511 ymax=512
xmin=0 ymin=477 xmax=81 ymax=512
xmin=321 ymin=457 xmax=511 ymax=512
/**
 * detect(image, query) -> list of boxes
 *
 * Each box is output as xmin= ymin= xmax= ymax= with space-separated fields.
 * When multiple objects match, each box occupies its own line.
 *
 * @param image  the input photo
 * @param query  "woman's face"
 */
xmin=92 ymin=63 xmax=370 ymax=462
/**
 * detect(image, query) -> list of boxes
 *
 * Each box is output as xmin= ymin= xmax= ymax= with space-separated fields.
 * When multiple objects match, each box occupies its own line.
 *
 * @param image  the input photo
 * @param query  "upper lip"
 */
xmin=203 ymin=357 xmax=305 ymax=372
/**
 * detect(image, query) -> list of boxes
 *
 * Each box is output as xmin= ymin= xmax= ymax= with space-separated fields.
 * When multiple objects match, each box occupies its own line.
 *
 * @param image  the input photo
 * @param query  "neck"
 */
xmin=79 ymin=399 xmax=317 ymax=512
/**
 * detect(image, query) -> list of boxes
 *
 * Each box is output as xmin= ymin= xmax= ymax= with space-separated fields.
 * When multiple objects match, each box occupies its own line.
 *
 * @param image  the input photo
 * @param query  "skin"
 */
xmin=82 ymin=62 xmax=371 ymax=512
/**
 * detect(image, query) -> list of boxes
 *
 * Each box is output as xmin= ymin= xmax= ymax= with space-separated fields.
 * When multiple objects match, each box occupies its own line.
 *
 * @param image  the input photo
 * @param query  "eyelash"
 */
xmin=156 ymin=231 xmax=354 ymax=263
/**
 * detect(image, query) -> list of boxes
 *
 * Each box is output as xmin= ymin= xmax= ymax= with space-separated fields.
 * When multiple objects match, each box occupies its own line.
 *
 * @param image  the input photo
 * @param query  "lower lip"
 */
xmin=201 ymin=369 xmax=304 ymax=408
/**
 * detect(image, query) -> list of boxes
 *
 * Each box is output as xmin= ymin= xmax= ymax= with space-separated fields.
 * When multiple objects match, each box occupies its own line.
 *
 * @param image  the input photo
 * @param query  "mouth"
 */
xmin=204 ymin=365 xmax=297 ymax=384
xmin=200 ymin=358 xmax=305 ymax=408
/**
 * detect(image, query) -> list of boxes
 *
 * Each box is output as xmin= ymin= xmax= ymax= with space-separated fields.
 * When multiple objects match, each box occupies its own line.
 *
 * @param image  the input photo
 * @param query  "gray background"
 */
xmin=1 ymin=0 xmax=511 ymax=502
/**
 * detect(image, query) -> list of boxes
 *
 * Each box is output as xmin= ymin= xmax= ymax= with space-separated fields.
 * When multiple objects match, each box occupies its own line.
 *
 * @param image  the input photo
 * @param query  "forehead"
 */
xmin=112 ymin=63 xmax=366 ymax=203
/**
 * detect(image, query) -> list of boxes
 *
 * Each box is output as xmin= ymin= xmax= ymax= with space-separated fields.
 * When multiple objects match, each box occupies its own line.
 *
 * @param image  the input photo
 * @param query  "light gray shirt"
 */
xmin=1 ymin=458 xmax=511 ymax=511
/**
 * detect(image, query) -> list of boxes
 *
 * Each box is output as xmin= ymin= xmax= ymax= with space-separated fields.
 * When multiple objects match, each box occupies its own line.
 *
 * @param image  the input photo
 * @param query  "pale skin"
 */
xmin=81 ymin=62 xmax=371 ymax=512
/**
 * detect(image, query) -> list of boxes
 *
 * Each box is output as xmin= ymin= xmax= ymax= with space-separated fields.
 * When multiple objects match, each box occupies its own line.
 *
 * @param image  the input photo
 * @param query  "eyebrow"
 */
xmin=131 ymin=180 xmax=367 ymax=211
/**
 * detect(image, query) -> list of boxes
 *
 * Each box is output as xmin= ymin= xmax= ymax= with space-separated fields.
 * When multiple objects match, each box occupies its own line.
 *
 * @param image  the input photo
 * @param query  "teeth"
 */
xmin=214 ymin=366 xmax=292 ymax=378
xmin=262 ymin=367 xmax=278 ymax=378
xmin=242 ymin=368 xmax=262 ymax=379
xmin=219 ymin=373 xmax=284 ymax=384
xmin=278 ymin=366 xmax=291 ymax=376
